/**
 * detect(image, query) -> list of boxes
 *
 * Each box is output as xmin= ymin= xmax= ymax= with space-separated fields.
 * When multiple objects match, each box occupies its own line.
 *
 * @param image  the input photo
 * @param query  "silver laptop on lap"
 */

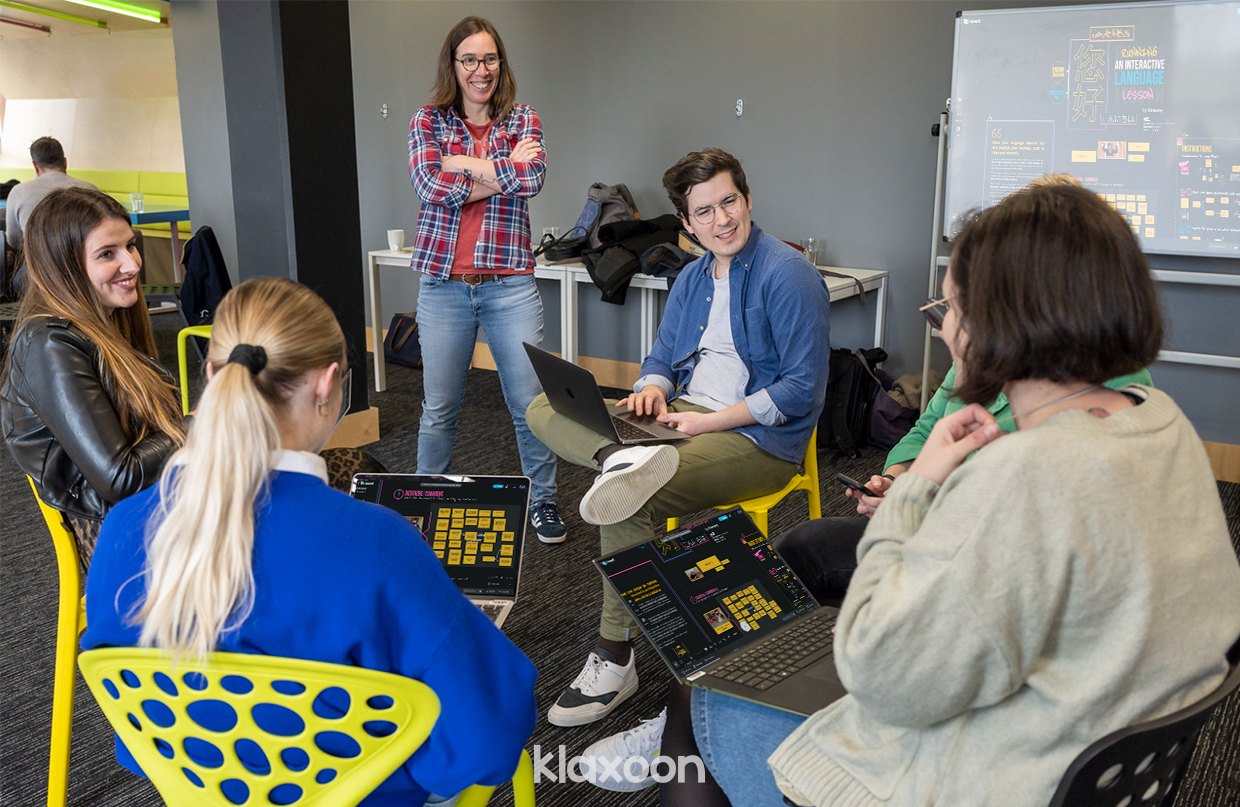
xmin=523 ymin=342 xmax=686 ymax=444
xmin=350 ymin=473 xmax=529 ymax=629
xmin=595 ymin=507 xmax=847 ymax=715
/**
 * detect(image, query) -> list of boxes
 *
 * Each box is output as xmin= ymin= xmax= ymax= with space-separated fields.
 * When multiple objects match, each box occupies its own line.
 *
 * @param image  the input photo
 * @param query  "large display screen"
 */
xmin=944 ymin=1 xmax=1240 ymax=256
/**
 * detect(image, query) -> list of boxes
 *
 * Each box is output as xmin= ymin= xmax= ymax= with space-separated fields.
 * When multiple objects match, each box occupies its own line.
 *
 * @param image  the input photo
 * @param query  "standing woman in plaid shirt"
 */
xmin=408 ymin=16 xmax=567 ymax=543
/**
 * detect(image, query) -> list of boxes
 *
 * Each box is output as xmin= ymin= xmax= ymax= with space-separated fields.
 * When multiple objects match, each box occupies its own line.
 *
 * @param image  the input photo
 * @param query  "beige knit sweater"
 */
xmin=769 ymin=387 xmax=1240 ymax=807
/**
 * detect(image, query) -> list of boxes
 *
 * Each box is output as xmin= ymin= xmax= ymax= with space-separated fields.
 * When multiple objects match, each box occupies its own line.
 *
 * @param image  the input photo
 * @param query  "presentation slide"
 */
xmin=944 ymin=1 xmax=1240 ymax=256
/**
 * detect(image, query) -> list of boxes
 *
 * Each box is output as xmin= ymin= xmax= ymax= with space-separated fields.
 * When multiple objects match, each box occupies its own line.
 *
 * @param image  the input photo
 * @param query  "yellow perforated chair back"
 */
xmin=667 ymin=427 xmax=821 ymax=535
xmin=27 ymin=476 xmax=84 ymax=807
xmin=79 ymin=648 xmax=441 ymax=807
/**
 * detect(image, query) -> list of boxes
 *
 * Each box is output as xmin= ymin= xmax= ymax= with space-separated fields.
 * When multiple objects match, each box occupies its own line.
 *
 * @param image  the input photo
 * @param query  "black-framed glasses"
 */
xmin=456 ymin=55 xmax=501 ymax=72
xmin=919 ymin=296 xmax=953 ymax=330
xmin=689 ymin=193 xmax=745 ymax=226
xmin=336 ymin=367 xmax=353 ymax=427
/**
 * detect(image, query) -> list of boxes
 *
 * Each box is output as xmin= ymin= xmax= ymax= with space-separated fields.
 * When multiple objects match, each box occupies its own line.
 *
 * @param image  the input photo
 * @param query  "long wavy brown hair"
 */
xmin=429 ymin=16 xmax=517 ymax=122
xmin=11 ymin=187 xmax=185 ymax=444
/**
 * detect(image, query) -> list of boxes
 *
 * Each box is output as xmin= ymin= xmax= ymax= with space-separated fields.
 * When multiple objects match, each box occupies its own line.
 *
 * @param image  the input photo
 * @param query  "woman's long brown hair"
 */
xmin=10 ymin=187 xmax=185 ymax=444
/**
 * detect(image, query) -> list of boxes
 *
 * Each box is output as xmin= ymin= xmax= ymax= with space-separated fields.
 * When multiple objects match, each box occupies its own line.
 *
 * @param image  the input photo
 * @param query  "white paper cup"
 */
xmin=387 ymin=229 xmax=405 ymax=251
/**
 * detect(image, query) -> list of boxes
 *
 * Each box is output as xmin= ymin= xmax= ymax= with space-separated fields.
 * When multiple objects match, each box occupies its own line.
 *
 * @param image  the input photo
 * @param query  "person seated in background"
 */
xmin=4 ymin=137 xmax=98 ymax=274
xmin=82 ymin=277 xmax=537 ymax=807
xmin=2 ymin=187 xmax=185 ymax=568
xmin=580 ymin=183 xmax=1240 ymax=806
xmin=527 ymin=148 xmax=832 ymax=727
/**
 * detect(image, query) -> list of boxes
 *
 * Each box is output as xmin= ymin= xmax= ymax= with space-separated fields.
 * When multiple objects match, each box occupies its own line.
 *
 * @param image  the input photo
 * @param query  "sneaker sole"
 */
xmin=546 ymin=673 xmax=639 ymax=727
xmin=579 ymin=446 xmax=679 ymax=526
xmin=536 ymin=531 xmax=567 ymax=545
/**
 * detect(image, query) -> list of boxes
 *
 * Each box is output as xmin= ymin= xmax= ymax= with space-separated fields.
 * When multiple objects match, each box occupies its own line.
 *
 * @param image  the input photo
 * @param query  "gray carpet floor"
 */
xmin=3 ymin=320 xmax=1239 ymax=806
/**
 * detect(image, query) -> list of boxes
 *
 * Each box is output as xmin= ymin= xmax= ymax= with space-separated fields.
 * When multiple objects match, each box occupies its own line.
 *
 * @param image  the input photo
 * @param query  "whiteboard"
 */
xmin=944 ymin=0 xmax=1240 ymax=257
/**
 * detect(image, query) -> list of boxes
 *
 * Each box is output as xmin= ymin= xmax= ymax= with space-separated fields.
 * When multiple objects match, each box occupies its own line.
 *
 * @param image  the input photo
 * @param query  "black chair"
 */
xmin=1047 ymin=636 xmax=1240 ymax=807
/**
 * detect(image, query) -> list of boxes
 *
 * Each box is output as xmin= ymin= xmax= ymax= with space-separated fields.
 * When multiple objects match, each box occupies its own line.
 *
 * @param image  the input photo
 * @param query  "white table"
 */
xmin=365 ymin=249 xmax=567 ymax=391
xmin=365 ymin=249 xmax=888 ymax=391
xmin=554 ymin=262 xmax=889 ymax=364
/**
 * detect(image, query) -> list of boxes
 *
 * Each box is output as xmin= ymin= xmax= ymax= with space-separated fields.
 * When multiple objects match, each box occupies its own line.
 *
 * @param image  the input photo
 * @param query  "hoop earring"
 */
xmin=316 ymin=398 xmax=330 ymax=417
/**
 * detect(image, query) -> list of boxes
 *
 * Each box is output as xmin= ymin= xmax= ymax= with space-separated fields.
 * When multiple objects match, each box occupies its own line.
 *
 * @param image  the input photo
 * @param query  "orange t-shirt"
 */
xmin=450 ymin=120 xmax=494 ymax=274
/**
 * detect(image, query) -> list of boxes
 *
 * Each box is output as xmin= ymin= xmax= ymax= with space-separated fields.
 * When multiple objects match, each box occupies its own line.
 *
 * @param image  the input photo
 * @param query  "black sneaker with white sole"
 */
xmin=547 ymin=647 xmax=639 ymax=727
xmin=530 ymin=500 xmax=567 ymax=544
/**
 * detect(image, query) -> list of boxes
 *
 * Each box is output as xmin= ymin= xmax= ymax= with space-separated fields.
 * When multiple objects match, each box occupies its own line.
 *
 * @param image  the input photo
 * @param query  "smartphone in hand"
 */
xmin=836 ymin=473 xmax=884 ymax=498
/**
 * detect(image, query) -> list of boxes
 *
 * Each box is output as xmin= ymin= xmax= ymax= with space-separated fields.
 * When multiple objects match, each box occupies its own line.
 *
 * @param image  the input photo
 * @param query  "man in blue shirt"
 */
xmin=528 ymin=148 xmax=832 ymax=726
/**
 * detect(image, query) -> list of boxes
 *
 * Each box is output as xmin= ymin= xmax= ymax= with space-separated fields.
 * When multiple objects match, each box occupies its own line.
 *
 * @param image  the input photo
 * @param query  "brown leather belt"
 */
xmin=448 ymin=273 xmax=502 ymax=286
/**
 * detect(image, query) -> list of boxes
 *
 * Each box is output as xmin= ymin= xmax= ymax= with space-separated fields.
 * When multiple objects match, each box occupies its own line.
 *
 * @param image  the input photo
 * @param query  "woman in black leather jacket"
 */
xmin=2 ymin=188 xmax=186 ymax=567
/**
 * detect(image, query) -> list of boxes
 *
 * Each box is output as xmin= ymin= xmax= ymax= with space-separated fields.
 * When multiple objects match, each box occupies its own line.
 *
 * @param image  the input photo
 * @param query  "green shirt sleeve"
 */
xmin=884 ymin=365 xmax=956 ymax=472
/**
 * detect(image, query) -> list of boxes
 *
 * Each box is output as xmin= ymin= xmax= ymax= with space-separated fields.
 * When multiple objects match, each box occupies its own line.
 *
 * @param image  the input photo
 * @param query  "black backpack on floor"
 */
xmin=819 ymin=347 xmax=887 ymax=458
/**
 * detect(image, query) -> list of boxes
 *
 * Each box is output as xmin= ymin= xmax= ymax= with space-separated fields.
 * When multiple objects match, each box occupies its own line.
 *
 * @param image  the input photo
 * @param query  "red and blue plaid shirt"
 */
xmin=407 ymin=104 xmax=547 ymax=278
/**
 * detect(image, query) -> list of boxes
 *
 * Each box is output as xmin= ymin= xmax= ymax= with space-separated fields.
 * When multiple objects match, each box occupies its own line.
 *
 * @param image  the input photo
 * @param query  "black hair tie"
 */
xmin=227 ymin=344 xmax=267 ymax=375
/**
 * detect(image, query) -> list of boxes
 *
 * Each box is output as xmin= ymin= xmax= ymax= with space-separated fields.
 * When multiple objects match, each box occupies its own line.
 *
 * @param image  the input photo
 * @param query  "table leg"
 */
xmin=563 ymin=272 xmax=579 ymax=364
xmin=170 ymin=226 xmax=184 ymax=282
xmin=874 ymin=275 xmax=888 ymax=350
xmin=369 ymin=256 xmax=386 ymax=392
xmin=640 ymin=287 xmax=657 ymax=359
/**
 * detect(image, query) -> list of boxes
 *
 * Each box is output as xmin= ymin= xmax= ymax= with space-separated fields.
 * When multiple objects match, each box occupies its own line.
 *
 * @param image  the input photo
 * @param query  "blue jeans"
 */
xmin=692 ymin=688 xmax=806 ymax=806
xmin=415 ymin=272 xmax=556 ymax=504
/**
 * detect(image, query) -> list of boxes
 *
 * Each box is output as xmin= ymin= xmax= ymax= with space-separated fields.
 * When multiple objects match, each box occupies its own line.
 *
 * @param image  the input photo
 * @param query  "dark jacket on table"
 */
xmin=1 ymin=317 xmax=180 ymax=521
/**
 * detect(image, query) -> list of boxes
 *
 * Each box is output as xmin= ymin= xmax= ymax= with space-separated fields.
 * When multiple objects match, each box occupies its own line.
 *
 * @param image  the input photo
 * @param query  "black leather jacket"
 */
xmin=2 ymin=318 xmax=180 ymax=521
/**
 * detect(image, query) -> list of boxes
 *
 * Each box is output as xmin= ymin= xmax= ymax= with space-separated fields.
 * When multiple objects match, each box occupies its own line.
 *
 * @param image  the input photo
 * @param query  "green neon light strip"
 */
xmin=63 ymin=0 xmax=161 ymax=24
xmin=0 ymin=0 xmax=107 ymax=28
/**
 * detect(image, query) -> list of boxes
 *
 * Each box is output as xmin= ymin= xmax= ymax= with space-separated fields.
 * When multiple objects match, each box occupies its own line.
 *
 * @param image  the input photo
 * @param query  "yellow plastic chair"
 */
xmin=177 ymin=324 xmax=213 ymax=414
xmin=28 ymin=476 xmax=86 ymax=807
xmin=78 ymin=648 xmax=535 ymax=807
xmin=667 ymin=427 xmax=821 ymax=536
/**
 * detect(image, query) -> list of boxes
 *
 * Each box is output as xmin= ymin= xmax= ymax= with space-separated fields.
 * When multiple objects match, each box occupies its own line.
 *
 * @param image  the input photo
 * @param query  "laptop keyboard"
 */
xmin=476 ymin=601 xmax=507 ymax=621
xmin=612 ymin=416 xmax=661 ymax=441
xmin=708 ymin=613 xmax=837 ymax=691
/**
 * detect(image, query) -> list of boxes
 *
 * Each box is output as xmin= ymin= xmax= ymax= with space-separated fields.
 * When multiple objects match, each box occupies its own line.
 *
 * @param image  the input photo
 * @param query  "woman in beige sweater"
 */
xmin=584 ymin=183 xmax=1240 ymax=807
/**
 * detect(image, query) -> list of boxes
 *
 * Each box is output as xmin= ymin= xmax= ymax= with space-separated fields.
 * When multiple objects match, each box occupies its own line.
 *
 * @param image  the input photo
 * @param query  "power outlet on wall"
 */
xmin=543 ymin=226 xmax=561 ymax=239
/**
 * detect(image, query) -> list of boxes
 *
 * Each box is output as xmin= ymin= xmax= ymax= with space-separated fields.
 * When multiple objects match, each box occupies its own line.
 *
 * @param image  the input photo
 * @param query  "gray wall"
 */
xmin=349 ymin=0 xmax=1240 ymax=444
xmin=172 ymin=0 xmax=239 ymax=279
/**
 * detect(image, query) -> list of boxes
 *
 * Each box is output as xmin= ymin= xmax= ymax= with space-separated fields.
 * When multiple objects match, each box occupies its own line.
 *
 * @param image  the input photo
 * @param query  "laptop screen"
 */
xmin=350 ymin=474 xmax=528 ymax=598
xmin=595 ymin=508 xmax=818 ymax=678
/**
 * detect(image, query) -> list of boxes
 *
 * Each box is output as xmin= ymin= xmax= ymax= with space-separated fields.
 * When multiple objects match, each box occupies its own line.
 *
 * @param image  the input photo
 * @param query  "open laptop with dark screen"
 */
xmin=350 ymin=474 xmax=529 ymax=629
xmin=595 ymin=507 xmax=847 ymax=715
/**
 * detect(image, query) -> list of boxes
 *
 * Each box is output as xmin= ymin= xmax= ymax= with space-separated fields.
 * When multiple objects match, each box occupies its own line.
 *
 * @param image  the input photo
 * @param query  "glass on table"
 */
xmin=129 ymin=192 xmax=144 ymax=214
xmin=799 ymin=237 xmax=818 ymax=265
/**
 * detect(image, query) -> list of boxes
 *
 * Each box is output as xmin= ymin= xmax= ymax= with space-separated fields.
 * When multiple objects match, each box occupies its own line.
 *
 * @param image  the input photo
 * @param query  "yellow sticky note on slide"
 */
xmin=1182 ymin=199 xmax=1190 ymax=209
xmin=1194 ymin=201 xmax=1202 ymax=208
xmin=1146 ymin=216 xmax=1154 ymax=225
xmin=1145 ymin=228 xmax=1155 ymax=238
xmin=1138 ymin=203 xmax=1148 ymax=214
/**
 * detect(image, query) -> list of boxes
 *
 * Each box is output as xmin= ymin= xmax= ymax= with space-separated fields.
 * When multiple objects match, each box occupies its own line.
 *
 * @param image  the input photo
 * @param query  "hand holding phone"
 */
xmin=836 ymin=473 xmax=884 ymax=499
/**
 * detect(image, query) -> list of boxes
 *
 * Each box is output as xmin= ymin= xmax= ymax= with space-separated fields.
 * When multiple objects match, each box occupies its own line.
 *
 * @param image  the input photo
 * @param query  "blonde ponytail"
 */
xmin=135 ymin=278 xmax=345 ymax=661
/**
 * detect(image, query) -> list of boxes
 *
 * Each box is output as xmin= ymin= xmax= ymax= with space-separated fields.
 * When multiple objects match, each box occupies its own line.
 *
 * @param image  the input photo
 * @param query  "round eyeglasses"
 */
xmin=689 ymin=193 xmax=745 ymax=226
xmin=456 ymin=55 xmax=501 ymax=73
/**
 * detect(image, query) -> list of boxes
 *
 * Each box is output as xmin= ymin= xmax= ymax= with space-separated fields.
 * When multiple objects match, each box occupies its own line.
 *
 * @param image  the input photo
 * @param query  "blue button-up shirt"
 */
xmin=636 ymin=227 xmax=832 ymax=464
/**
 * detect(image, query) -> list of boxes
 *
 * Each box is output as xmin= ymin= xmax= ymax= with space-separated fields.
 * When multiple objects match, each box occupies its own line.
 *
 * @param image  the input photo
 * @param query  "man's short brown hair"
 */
xmin=950 ymin=184 xmax=1163 ymax=405
xmin=662 ymin=148 xmax=750 ymax=220
xmin=30 ymin=137 xmax=66 ymax=169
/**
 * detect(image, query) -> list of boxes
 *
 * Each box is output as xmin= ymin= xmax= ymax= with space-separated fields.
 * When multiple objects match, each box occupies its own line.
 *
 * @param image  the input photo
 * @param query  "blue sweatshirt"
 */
xmin=82 ymin=456 xmax=538 ymax=806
